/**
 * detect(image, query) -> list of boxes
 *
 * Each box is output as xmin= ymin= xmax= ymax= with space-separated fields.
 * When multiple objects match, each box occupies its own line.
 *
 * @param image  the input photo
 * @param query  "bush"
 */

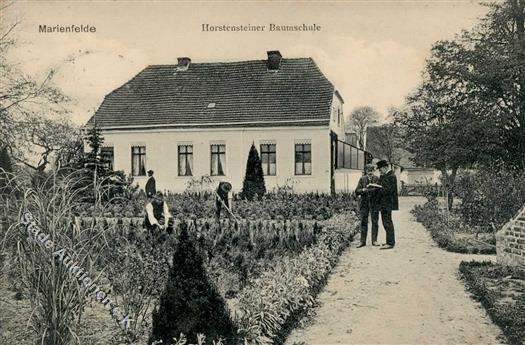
xmin=459 ymin=261 xmax=525 ymax=345
xmin=455 ymin=167 xmax=525 ymax=230
xmin=240 ymin=143 xmax=266 ymax=201
xmin=412 ymin=201 xmax=495 ymax=254
xmin=149 ymin=222 xmax=237 ymax=345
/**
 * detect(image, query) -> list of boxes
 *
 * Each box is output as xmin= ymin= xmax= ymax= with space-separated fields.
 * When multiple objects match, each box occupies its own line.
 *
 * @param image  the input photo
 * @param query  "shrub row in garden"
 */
xmin=73 ymin=192 xmax=357 ymax=221
xmin=459 ymin=261 xmax=525 ymax=345
xmin=412 ymin=201 xmax=495 ymax=254
xmin=236 ymin=212 xmax=359 ymax=345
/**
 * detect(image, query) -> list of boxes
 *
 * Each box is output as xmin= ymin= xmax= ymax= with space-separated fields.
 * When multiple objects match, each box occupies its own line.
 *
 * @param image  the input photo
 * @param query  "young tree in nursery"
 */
xmin=149 ymin=221 xmax=237 ymax=345
xmin=240 ymin=143 xmax=266 ymax=200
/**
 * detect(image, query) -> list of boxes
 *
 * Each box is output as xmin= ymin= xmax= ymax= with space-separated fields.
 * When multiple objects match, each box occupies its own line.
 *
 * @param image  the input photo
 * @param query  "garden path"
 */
xmin=286 ymin=197 xmax=504 ymax=345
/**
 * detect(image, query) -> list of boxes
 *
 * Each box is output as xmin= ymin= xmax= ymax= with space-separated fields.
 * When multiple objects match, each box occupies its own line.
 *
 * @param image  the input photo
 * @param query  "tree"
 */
xmin=149 ymin=222 xmax=237 ymax=344
xmin=240 ymin=143 xmax=266 ymax=200
xmin=395 ymin=0 xmax=525 ymax=209
xmin=347 ymin=106 xmax=381 ymax=149
xmin=366 ymin=122 xmax=405 ymax=164
xmin=0 ymin=8 xmax=74 ymax=172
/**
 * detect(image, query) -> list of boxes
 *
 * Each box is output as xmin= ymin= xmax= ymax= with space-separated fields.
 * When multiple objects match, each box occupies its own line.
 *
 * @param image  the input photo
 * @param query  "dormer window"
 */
xmin=207 ymin=102 xmax=216 ymax=108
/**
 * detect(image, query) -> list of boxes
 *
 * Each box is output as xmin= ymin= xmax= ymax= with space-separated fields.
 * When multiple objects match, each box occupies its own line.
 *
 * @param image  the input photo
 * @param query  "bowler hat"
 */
xmin=376 ymin=160 xmax=389 ymax=169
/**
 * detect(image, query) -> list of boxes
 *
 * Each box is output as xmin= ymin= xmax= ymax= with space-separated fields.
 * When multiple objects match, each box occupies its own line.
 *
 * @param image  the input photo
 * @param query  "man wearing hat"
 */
xmin=355 ymin=163 xmax=381 ymax=247
xmin=215 ymin=181 xmax=233 ymax=220
xmin=145 ymin=170 xmax=156 ymax=198
xmin=376 ymin=160 xmax=399 ymax=249
xmin=144 ymin=191 xmax=172 ymax=233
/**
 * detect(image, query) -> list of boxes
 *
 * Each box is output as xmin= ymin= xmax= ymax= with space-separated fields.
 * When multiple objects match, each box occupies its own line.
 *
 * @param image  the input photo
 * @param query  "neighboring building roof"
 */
xmin=87 ymin=57 xmax=336 ymax=129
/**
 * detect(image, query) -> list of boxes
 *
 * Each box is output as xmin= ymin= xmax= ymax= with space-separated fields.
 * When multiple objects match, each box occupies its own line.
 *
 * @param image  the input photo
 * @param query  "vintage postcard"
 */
xmin=1 ymin=1 xmax=524 ymax=345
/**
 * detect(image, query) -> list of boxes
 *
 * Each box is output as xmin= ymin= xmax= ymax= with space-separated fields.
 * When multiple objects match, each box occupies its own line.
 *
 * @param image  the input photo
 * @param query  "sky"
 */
xmin=3 ymin=0 xmax=490 ymax=125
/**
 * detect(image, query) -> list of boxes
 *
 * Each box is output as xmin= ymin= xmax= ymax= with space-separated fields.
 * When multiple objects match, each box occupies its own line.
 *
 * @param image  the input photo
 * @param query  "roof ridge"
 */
xmin=147 ymin=57 xmax=313 ymax=68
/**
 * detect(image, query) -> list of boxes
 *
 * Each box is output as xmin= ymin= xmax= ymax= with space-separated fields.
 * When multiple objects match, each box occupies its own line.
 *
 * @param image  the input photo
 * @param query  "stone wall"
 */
xmin=496 ymin=204 xmax=525 ymax=268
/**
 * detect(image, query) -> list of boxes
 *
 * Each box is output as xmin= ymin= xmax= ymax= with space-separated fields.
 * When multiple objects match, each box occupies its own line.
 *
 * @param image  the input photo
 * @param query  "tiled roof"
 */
xmin=88 ymin=58 xmax=335 ymax=129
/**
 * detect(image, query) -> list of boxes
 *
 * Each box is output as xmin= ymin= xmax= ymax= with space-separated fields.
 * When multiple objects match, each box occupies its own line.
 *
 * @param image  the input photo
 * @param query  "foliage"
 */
xmin=454 ymin=167 xmax=525 ymax=229
xmin=2 ymin=172 xmax=108 ymax=345
xmin=395 ymin=0 xmax=525 ymax=174
xmin=365 ymin=122 xmax=405 ymax=164
xmin=0 ymin=146 xmax=13 ymax=192
xmin=185 ymin=175 xmax=216 ymax=194
xmin=0 ymin=15 xmax=77 ymax=172
xmin=73 ymin=191 xmax=357 ymax=221
xmin=237 ymin=213 xmax=359 ymax=345
xmin=459 ymin=261 xmax=525 ymax=345
xmin=67 ymin=126 xmax=137 ymax=204
xmin=240 ymin=143 xmax=266 ymax=201
xmin=412 ymin=201 xmax=495 ymax=254
xmin=149 ymin=222 xmax=238 ymax=345
xmin=347 ymin=106 xmax=380 ymax=149
xmin=101 ymin=229 xmax=176 ymax=343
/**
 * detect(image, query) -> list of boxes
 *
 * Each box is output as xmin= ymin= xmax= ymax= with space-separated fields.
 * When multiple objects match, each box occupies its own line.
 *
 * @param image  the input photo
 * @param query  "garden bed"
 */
xmin=2 ymin=190 xmax=359 ymax=345
xmin=412 ymin=201 xmax=496 ymax=254
xmin=459 ymin=261 xmax=525 ymax=345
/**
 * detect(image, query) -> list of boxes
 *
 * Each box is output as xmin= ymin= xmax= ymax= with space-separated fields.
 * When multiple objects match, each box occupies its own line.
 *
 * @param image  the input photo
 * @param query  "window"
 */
xmin=131 ymin=146 xmax=146 ymax=176
xmin=210 ymin=144 xmax=226 ymax=176
xmin=100 ymin=147 xmax=114 ymax=171
xmin=178 ymin=145 xmax=193 ymax=176
xmin=295 ymin=143 xmax=312 ymax=175
xmin=351 ymin=146 xmax=358 ymax=169
xmin=336 ymin=140 xmax=368 ymax=171
xmin=260 ymin=144 xmax=276 ymax=175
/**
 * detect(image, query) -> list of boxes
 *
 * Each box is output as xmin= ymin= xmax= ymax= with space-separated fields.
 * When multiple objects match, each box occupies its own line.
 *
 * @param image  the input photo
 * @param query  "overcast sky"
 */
xmin=4 ymin=1 xmax=489 ymax=125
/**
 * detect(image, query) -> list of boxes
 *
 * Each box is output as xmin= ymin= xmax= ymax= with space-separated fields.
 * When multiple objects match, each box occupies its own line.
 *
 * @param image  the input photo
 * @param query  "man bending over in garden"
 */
xmin=355 ymin=163 xmax=381 ymax=247
xmin=377 ymin=160 xmax=399 ymax=250
xmin=215 ymin=181 xmax=233 ymax=220
xmin=144 ymin=191 xmax=173 ymax=234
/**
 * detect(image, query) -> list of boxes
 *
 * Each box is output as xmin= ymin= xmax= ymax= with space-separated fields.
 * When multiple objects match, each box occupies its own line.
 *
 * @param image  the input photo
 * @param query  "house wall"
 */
xmin=329 ymin=94 xmax=345 ymax=138
xmin=496 ymin=204 xmax=525 ymax=268
xmin=399 ymin=168 xmax=441 ymax=185
xmin=101 ymin=126 xmax=332 ymax=193
xmin=334 ymin=169 xmax=363 ymax=193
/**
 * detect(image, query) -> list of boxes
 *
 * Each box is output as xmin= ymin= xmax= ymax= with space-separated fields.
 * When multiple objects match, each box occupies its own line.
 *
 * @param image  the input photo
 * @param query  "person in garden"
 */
xmin=145 ymin=170 xmax=156 ymax=197
xmin=215 ymin=181 xmax=233 ymax=220
xmin=144 ymin=191 xmax=172 ymax=233
xmin=377 ymin=159 xmax=399 ymax=250
xmin=355 ymin=163 xmax=381 ymax=247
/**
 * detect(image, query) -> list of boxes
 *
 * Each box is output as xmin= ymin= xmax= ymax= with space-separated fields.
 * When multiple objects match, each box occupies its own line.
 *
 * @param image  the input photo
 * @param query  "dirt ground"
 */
xmin=286 ymin=197 xmax=505 ymax=345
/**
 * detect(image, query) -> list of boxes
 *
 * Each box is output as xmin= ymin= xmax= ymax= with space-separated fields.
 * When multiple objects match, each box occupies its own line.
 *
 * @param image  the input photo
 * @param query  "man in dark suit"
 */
xmin=145 ymin=170 xmax=156 ymax=198
xmin=377 ymin=160 xmax=399 ymax=249
xmin=355 ymin=164 xmax=381 ymax=247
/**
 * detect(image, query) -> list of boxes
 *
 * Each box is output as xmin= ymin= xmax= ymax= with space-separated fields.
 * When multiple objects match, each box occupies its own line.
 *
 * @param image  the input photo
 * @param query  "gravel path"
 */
xmin=286 ymin=197 xmax=505 ymax=345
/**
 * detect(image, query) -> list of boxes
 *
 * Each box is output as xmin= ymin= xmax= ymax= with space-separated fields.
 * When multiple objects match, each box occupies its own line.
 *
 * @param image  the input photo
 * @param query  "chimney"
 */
xmin=267 ymin=50 xmax=282 ymax=71
xmin=177 ymin=57 xmax=191 ymax=71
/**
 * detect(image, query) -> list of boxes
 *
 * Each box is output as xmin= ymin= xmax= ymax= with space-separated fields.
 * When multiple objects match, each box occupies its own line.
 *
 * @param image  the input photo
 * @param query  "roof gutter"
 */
xmin=87 ymin=118 xmax=330 ymax=131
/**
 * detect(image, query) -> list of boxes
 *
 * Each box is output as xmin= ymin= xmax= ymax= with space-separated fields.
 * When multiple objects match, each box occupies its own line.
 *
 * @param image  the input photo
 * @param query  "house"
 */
xmin=86 ymin=51 xmax=370 ymax=193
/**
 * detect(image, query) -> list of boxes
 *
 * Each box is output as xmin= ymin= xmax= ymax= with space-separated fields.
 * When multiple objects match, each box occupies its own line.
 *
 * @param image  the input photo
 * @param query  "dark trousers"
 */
xmin=381 ymin=210 xmax=395 ymax=246
xmin=215 ymin=198 xmax=229 ymax=219
xmin=360 ymin=207 xmax=379 ymax=244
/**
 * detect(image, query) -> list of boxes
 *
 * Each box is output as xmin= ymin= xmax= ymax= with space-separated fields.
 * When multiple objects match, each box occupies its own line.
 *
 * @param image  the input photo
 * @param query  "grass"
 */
xmin=459 ymin=261 xmax=525 ymax=345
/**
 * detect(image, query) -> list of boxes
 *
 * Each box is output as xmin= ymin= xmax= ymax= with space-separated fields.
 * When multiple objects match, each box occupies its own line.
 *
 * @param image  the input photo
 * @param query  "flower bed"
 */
xmin=236 ymin=212 xmax=359 ymax=345
xmin=412 ymin=201 xmax=495 ymax=254
xmin=459 ymin=261 xmax=525 ymax=345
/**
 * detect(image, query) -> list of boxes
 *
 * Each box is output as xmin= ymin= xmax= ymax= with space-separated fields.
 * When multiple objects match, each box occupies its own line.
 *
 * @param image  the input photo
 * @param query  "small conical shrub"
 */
xmin=240 ymin=143 xmax=266 ymax=201
xmin=149 ymin=221 xmax=237 ymax=345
